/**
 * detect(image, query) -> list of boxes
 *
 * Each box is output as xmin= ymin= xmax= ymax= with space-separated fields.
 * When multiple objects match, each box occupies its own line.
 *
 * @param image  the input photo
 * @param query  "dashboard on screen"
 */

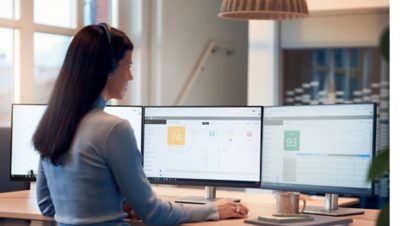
xmin=261 ymin=104 xmax=376 ymax=195
xmin=143 ymin=106 xmax=263 ymax=187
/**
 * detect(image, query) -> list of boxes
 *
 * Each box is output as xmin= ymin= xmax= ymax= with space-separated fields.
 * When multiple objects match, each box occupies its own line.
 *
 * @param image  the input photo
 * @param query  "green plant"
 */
xmin=368 ymin=149 xmax=389 ymax=226
xmin=380 ymin=27 xmax=389 ymax=63
xmin=367 ymin=27 xmax=389 ymax=226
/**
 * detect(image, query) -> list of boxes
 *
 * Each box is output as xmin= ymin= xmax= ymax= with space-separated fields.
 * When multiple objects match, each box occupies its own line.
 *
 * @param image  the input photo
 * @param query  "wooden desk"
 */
xmin=152 ymin=186 xmax=378 ymax=226
xmin=0 ymin=189 xmax=51 ymax=222
xmin=150 ymin=185 xmax=360 ymax=207
xmin=0 ymin=186 xmax=378 ymax=226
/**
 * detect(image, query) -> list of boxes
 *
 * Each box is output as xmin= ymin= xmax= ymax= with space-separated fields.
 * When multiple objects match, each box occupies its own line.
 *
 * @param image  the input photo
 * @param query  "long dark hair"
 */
xmin=33 ymin=24 xmax=133 ymax=165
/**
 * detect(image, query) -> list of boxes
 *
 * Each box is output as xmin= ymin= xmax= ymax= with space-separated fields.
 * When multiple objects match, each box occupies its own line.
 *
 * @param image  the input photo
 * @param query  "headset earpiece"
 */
xmin=98 ymin=22 xmax=117 ymax=73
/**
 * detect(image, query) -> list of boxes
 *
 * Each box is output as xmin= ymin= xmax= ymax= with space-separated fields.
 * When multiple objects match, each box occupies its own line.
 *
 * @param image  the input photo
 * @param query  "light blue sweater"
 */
xmin=36 ymin=99 xmax=218 ymax=225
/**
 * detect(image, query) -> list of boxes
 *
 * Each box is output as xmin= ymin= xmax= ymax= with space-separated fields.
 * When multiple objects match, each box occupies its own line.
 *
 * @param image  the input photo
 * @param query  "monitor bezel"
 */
xmin=10 ymin=104 xmax=144 ymax=182
xmin=260 ymin=103 xmax=377 ymax=196
xmin=143 ymin=105 xmax=264 ymax=188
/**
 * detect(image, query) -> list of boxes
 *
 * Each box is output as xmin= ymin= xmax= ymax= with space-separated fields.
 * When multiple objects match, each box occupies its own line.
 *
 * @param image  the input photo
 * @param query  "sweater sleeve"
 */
xmin=36 ymin=160 xmax=55 ymax=217
xmin=104 ymin=120 xmax=219 ymax=225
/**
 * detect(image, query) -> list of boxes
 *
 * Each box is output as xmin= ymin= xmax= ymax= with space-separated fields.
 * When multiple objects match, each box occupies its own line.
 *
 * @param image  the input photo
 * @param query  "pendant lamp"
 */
xmin=218 ymin=0 xmax=309 ymax=20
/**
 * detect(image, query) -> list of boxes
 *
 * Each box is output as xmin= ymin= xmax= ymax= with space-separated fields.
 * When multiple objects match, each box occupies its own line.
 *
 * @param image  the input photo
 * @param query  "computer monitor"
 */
xmin=103 ymin=105 xmax=143 ymax=150
xmin=10 ymin=104 xmax=46 ymax=181
xmin=143 ymin=106 xmax=263 ymax=203
xmin=0 ymin=126 xmax=30 ymax=192
xmin=10 ymin=104 xmax=143 ymax=181
xmin=261 ymin=104 xmax=376 ymax=216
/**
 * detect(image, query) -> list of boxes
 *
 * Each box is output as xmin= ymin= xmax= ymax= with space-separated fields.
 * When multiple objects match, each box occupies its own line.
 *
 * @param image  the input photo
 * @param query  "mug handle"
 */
xmin=299 ymin=198 xmax=307 ymax=213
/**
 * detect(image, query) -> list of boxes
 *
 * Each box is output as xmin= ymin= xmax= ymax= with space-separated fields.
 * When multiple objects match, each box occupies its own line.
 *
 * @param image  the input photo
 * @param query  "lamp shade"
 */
xmin=218 ymin=0 xmax=309 ymax=20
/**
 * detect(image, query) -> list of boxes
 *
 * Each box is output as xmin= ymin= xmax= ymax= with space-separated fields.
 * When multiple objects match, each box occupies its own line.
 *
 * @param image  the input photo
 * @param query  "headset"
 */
xmin=97 ymin=22 xmax=117 ymax=73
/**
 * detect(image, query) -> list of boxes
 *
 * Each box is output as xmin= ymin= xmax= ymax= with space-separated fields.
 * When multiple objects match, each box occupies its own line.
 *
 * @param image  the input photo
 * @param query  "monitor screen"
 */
xmin=11 ymin=104 xmax=46 ymax=181
xmin=103 ymin=105 xmax=143 ymax=151
xmin=10 ymin=104 xmax=143 ymax=181
xmin=143 ymin=106 xmax=263 ymax=187
xmin=261 ymin=104 xmax=376 ymax=196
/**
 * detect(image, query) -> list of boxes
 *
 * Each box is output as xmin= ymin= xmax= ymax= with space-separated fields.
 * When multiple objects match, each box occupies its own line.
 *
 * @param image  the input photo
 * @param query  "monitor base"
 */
xmin=175 ymin=196 xmax=240 ymax=205
xmin=304 ymin=206 xmax=364 ymax=216
xmin=175 ymin=186 xmax=241 ymax=204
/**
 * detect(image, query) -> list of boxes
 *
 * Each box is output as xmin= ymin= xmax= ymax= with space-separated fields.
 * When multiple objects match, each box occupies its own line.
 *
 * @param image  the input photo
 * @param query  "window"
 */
xmin=0 ymin=28 xmax=15 ymax=120
xmin=0 ymin=0 xmax=79 ymax=121
xmin=34 ymin=33 xmax=71 ymax=103
xmin=0 ymin=0 xmax=119 ymax=122
xmin=83 ymin=0 xmax=119 ymax=27
xmin=0 ymin=0 xmax=19 ymax=19
xmin=34 ymin=0 xmax=77 ymax=28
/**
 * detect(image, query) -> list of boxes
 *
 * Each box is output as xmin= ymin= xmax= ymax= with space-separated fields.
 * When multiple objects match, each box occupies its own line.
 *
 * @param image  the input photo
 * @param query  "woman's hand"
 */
xmin=215 ymin=199 xmax=249 ymax=219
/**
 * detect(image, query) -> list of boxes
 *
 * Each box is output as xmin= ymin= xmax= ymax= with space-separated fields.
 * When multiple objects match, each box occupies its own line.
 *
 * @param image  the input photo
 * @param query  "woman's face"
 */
xmin=103 ymin=50 xmax=133 ymax=100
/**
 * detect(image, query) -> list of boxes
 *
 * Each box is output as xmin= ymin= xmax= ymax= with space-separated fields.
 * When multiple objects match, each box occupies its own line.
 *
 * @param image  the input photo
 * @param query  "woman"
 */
xmin=33 ymin=23 xmax=248 ymax=226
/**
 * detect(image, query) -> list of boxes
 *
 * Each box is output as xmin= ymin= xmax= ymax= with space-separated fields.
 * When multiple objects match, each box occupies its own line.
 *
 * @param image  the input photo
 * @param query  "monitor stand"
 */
xmin=304 ymin=193 xmax=364 ymax=216
xmin=175 ymin=186 xmax=241 ymax=205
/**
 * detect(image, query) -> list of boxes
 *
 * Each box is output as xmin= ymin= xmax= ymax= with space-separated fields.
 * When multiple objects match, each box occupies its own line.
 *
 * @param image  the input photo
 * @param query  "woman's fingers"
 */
xmin=217 ymin=200 xmax=249 ymax=219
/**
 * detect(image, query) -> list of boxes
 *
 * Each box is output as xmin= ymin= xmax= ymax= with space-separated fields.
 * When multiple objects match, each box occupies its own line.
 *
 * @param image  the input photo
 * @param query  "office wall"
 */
xmin=281 ymin=11 xmax=389 ymax=48
xmin=151 ymin=0 xmax=248 ymax=105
